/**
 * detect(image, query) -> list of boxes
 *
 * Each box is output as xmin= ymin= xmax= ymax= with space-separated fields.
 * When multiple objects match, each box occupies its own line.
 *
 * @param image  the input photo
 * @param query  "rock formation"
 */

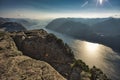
xmin=10 ymin=29 xmax=111 ymax=80
xmin=11 ymin=29 xmax=75 ymax=79
xmin=0 ymin=31 xmax=66 ymax=80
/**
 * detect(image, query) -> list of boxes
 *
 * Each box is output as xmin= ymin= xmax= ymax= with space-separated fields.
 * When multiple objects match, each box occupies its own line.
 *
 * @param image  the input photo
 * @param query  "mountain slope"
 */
xmin=0 ymin=17 xmax=7 ymax=25
xmin=0 ymin=22 xmax=26 ymax=32
xmin=46 ymin=19 xmax=95 ymax=39
xmin=92 ymin=18 xmax=120 ymax=36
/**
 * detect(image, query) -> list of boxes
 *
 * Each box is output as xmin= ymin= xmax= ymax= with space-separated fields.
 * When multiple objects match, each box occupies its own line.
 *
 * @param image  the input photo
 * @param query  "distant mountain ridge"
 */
xmin=0 ymin=17 xmax=8 ymax=25
xmin=0 ymin=22 xmax=26 ymax=32
xmin=93 ymin=18 xmax=120 ymax=36
xmin=0 ymin=17 xmax=37 ymax=27
xmin=46 ymin=17 xmax=120 ymax=36
xmin=46 ymin=18 xmax=96 ymax=39
xmin=47 ymin=18 xmax=109 ymax=26
xmin=0 ymin=17 xmax=52 ymax=30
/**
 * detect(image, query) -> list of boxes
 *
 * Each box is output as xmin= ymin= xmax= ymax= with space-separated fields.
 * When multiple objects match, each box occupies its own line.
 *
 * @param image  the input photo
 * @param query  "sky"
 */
xmin=0 ymin=0 xmax=120 ymax=19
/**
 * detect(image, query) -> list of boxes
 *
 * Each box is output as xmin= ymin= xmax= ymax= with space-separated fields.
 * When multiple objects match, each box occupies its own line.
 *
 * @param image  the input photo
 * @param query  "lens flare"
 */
xmin=99 ymin=0 xmax=103 ymax=5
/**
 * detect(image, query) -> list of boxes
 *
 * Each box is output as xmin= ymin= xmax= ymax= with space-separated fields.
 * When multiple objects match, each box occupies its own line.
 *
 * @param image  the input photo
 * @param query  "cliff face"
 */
xmin=0 ymin=29 xmax=111 ymax=80
xmin=10 ymin=29 xmax=110 ymax=80
xmin=11 ymin=29 xmax=76 ymax=79
xmin=0 ymin=32 xmax=66 ymax=80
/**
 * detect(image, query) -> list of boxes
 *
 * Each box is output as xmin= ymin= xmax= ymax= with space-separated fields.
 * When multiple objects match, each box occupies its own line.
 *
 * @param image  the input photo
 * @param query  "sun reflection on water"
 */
xmin=70 ymin=40 xmax=120 ymax=80
xmin=85 ymin=42 xmax=99 ymax=53
xmin=81 ymin=41 xmax=102 ymax=61
xmin=72 ymin=40 xmax=104 ymax=67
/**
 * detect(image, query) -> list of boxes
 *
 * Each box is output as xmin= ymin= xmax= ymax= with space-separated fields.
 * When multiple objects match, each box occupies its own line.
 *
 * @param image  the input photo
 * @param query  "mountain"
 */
xmin=64 ymin=18 xmax=109 ymax=26
xmin=46 ymin=18 xmax=120 ymax=37
xmin=0 ymin=17 xmax=39 ymax=29
xmin=6 ymin=18 xmax=38 ymax=27
xmin=46 ymin=18 xmax=109 ymax=26
xmin=0 ymin=29 xmax=110 ymax=80
xmin=0 ymin=22 xmax=26 ymax=32
xmin=46 ymin=18 xmax=96 ymax=39
xmin=92 ymin=18 xmax=120 ymax=36
xmin=0 ymin=17 xmax=7 ymax=25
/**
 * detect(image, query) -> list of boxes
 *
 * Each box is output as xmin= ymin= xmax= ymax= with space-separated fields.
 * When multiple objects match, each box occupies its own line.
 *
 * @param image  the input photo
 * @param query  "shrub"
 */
xmin=72 ymin=60 xmax=90 ymax=72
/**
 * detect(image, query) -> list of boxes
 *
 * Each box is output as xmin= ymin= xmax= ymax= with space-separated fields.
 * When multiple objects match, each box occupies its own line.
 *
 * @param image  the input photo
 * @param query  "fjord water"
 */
xmin=46 ymin=29 xmax=120 ymax=80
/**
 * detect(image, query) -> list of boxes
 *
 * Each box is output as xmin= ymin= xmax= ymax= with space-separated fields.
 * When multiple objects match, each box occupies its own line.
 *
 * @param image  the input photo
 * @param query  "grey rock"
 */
xmin=0 ymin=31 xmax=66 ymax=80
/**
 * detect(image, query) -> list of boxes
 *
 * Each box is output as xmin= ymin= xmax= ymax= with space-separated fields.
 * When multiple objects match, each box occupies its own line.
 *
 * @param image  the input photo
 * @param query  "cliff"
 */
xmin=0 ymin=31 xmax=66 ymax=80
xmin=0 ymin=29 xmax=111 ymax=80
xmin=10 ymin=29 xmax=110 ymax=80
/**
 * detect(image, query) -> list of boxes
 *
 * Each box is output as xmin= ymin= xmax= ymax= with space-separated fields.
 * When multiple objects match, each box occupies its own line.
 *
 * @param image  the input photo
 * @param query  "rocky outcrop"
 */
xmin=0 ymin=32 xmax=66 ymax=80
xmin=11 ymin=29 xmax=75 ymax=79
xmin=0 ymin=22 xmax=26 ymax=32
xmin=11 ymin=29 xmax=111 ymax=80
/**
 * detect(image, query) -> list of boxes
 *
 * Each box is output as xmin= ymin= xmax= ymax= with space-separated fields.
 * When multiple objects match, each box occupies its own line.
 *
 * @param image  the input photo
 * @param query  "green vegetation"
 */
xmin=90 ymin=66 xmax=111 ymax=80
xmin=72 ymin=60 xmax=90 ymax=72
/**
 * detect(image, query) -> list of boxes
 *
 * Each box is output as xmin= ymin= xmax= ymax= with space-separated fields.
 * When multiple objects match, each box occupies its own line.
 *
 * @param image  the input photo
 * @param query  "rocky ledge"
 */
xmin=0 ymin=31 xmax=66 ymax=80
xmin=0 ymin=29 xmax=111 ymax=80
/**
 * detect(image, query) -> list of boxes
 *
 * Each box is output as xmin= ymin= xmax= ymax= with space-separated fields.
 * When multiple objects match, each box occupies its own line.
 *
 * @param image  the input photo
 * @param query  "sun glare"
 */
xmin=99 ymin=0 xmax=104 ymax=5
xmin=85 ymin=42 xmax=99 ymax=53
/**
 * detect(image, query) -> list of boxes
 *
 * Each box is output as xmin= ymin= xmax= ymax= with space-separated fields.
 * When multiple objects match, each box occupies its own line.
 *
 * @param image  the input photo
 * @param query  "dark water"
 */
xmin=45 ymin=29 xmax=120 ymax=80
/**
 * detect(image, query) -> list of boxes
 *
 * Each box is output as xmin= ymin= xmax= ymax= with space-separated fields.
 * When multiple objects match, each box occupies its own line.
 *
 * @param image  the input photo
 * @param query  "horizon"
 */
xmin=0 ymin=0 xmax=120 ymax=19
xmin=0 ymin=16 xmax=120 ymax=20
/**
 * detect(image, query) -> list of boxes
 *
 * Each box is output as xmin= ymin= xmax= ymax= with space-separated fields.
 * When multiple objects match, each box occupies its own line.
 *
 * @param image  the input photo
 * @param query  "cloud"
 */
xmin=81 ymin=1 xmax=88 ymax=8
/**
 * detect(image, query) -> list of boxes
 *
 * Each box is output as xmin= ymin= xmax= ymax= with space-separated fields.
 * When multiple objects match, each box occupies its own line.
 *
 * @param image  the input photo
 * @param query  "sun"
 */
xmin=99 ymin=0 xmax=103 ymax=5
xmin=98 ymin=0 xmax=104 ymax=5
